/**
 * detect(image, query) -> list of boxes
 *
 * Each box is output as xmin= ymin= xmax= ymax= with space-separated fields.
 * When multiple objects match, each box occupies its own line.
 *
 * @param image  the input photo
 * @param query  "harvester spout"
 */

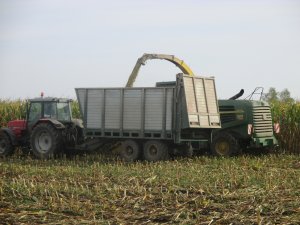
xmin=229 ymin=89 xmax=244 ymax=100
xmin=126 ymin=53 xmax=194 ymax=87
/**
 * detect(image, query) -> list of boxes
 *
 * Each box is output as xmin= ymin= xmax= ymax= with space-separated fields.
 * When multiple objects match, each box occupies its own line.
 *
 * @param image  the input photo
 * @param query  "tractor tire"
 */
xmin=211 ymin=132 xmax=240 ymax=157
xmin=143 ymin=140 xmax=169 ymax=162
xmin=30 ymin=123 xmax=62 ymax=159
xmin=120 ymin=140 xmax=141 ymax=162
xmin=0 ymin=132 xmax=15 ymax=157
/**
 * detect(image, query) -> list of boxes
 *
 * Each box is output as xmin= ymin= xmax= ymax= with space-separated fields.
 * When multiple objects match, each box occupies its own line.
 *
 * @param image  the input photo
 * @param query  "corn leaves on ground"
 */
xmin=0 ymin=154 xmax=300 ymax=224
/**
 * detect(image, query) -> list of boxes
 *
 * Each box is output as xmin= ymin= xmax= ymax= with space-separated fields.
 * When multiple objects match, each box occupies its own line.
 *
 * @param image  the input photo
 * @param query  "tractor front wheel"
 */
xmin=0 ymin=132 xmax=15 ymax=157
xmin=30 ymin=123 xmax=62 ymax=159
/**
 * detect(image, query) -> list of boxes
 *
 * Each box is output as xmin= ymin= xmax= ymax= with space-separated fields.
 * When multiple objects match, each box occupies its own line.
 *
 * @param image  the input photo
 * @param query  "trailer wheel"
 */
xmin=120 ymin=140 xmax=141 ymax=162
xmin=30 ymin=123 xmax=62 ymax=159
xmin=0 ymin=132 xmax=15 ymax=157
xmin=211 ymin=132 xmax=240 ymax=157
xmin=143 ymin=140 xmax=169 ymax=162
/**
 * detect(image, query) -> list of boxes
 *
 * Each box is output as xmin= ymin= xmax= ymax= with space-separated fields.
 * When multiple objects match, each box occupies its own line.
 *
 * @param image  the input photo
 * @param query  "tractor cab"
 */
xmin=27 ymin=97 xmax=73 ymax=126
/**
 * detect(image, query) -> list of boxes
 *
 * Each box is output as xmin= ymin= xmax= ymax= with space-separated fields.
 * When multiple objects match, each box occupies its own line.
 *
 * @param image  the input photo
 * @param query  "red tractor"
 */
xmin=0 ymin=97 xmax=84 ymax=159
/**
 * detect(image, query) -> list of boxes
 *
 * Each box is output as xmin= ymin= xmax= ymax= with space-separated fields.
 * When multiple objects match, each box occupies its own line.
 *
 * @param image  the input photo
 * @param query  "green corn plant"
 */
xmin=71 ymin=101 xmax=81 ymax=119
xmin=271 ymin=101 xmax=300 ymax=154
xmin=0 ymin=99 xmax=27 ymax=127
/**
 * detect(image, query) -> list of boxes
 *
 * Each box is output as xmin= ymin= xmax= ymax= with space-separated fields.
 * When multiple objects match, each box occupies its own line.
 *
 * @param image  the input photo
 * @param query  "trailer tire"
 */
xmin=120 ymin=140 xmax=141 ymax=162
xmin=211 ymin=132 xmax=240 ymax=157
xmin=143 ymin=140 xmax=169 ymax=162
xmin=30 ymin=123 xmax=62 ymax=159
xmin=0 ymin=132 xmax=15 ymax=157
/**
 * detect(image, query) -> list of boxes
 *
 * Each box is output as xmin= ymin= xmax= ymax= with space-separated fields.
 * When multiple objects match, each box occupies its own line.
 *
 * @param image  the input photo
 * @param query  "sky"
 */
xmin=0 ymin=0 xmax=300 ymax=100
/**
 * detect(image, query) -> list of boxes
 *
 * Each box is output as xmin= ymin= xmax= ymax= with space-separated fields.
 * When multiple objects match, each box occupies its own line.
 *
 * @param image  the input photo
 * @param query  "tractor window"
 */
xmin=57 ymin=103 xmax=71 ymax=121
xmin=28 ymin=102 xmax=42 ymax=122
xmin=44 ymin=102 xmax=57 ymax=119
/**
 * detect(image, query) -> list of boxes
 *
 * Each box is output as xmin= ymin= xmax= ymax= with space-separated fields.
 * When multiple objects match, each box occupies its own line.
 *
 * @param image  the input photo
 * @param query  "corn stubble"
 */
xmin=0 ymin=155 xmax=300 ymax=224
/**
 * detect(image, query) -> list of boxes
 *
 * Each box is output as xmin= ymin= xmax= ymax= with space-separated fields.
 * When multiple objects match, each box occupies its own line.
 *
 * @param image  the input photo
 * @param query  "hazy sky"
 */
xmin=1 ymin=0 xmax=300 ymax=100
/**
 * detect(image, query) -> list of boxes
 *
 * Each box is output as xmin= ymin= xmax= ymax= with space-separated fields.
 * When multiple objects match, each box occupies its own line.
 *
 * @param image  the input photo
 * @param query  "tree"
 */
xmin=279 ymin=88 xmax=294 ymax=103
xmin=263 ymin=87 xmax=294 ymax=103
xmin=262 ymin=87 xmax=278 ymax=103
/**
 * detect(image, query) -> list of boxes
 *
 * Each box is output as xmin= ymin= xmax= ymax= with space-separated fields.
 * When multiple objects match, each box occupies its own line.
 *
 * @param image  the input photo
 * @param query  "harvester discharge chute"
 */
xmin=125 ymin=53 xmax=195 ymax=87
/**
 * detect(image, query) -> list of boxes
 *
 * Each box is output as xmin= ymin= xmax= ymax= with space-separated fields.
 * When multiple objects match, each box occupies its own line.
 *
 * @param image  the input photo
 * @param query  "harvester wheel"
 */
xmin=0 ymin=132 xmax=15 ymax=157
xmin=143 ymin=140 xmax=169 ymax=162
xmin=120 ymin=140 xmax=141 ymax=162
xmin=30 ymin=123 xmax=62 ymax=159
xmin=211 ymin=132 xmax=240 ymax=157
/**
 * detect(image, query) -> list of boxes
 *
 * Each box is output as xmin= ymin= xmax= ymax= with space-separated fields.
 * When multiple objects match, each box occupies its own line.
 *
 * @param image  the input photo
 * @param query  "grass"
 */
xmin=1 ymin=153 xmax=299 ymax=224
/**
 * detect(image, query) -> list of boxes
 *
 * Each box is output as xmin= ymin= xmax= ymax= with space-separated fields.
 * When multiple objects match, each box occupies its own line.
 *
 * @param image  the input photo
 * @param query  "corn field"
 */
xmin=271 ymin=101 xmax=300 ymax=154
xmin=0 ymin=99 xmax=299 ymax=154
xmin=0 ymin=100 xmax=27 ymax=128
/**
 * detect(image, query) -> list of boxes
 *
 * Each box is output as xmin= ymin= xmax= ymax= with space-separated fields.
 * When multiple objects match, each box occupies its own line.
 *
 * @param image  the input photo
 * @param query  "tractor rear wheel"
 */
xmin=0 ymin=132 xmax=15 ymax=157
xmin=30 ymin=123 xmax=62 ymax=159
xmin=143 ymin=140 xmax=169 ymax=162
xmin=120 ymin=140 xmax=141 ymax=162
xmin=211 ymin=132 xmax=240 ymax=157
